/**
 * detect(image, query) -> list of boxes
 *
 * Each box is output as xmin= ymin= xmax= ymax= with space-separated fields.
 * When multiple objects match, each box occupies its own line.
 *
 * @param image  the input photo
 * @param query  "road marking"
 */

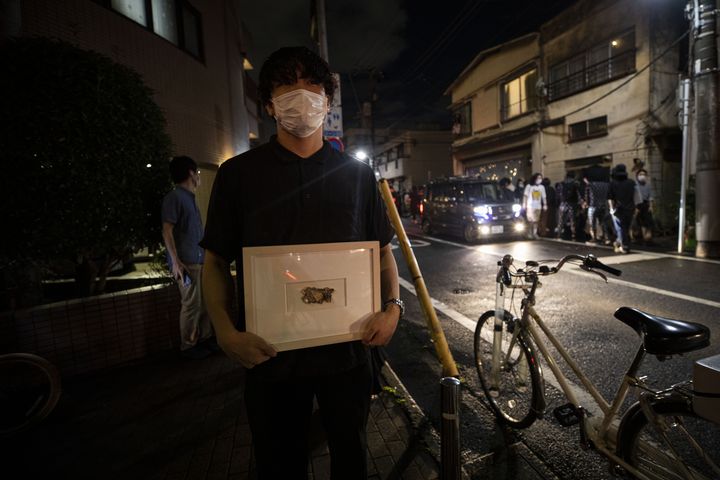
xmin=397 ymin=276 xmax=603 ymax=417
xmin=409 ymin=234 xmax=720 ymax=310
xmin=391 ymin=238 xmax=430 ymax=250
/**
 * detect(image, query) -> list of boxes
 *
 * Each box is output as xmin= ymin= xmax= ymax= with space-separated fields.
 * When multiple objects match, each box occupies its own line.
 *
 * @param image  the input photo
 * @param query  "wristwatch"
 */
xmin=382 ymin=298 xmax=405 ymax=318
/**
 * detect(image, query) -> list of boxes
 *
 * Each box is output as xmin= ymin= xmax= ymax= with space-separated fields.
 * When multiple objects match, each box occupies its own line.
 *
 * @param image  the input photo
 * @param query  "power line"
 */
xmin=400 ymin=0 xmax=483 ymax=83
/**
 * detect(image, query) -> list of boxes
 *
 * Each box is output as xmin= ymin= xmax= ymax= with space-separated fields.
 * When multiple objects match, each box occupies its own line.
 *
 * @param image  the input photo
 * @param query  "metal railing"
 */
xmin=548 ymin=49 xmax=635 ymax=101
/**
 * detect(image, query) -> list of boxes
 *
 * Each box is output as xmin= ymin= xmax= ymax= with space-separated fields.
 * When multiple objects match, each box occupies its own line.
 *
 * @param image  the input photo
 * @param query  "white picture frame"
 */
xmin=242 ymin=241 xmax=381 ymax=352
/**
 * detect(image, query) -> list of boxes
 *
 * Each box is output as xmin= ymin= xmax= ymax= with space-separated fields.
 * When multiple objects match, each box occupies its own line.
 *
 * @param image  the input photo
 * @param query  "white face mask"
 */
xmin=272 ymin=89 xmax=327 ymax=138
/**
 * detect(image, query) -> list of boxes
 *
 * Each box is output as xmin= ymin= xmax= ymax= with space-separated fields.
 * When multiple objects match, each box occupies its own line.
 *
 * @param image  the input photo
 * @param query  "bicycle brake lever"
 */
xmin=580 ymin=265 xmax=608 ymax=283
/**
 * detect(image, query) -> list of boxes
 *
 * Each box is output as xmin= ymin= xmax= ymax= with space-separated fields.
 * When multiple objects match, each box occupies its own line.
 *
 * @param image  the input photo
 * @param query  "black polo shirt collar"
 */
xmin=270 ymin=135 xmax=330 ymax=164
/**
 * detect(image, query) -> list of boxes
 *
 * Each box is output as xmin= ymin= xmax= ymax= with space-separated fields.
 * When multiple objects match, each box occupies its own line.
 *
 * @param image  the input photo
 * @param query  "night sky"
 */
xmin=240 ymin=0 xmax=580 ymax=130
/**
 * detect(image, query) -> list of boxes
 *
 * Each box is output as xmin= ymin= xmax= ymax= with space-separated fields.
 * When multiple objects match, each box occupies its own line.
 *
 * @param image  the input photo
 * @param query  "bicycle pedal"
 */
xmin=553 ymin=403 xmax=580 ymax=427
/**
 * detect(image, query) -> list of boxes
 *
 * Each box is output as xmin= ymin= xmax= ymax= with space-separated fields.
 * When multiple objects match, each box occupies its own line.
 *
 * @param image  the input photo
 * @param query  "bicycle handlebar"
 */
xmin=585 ymin=255 xmax=621 ymax=277
xmin=497 ymin=253 xmax=622 ymax=280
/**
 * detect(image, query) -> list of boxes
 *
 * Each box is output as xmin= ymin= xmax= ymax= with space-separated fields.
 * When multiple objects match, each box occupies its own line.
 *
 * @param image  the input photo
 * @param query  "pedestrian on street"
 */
xmin=556 ymin=171 xmax=581 ymax=240
xmin=523 ymin=172 xmax=547 ymax=239
xmin=499 ymin=177 xmax=516 ymax=202
xmin=633 ymin=168 xmax=655 ymax=245
xmin=608 ymin=163 xmax=641 ymax=254
xmin=540 ymin=177 xmax=557 ymax=237
xmin=199 ymin=46 xmax=402 ymax=480
xmin=161 ymin=156 xmax=216 ymax=359
xmin=584 ymin=173 xmax=611 ymax=244
xmin=514 ymin=177 xmax=526 ymax=203
xmin=410 ymin=185 xmax=421 ymax=223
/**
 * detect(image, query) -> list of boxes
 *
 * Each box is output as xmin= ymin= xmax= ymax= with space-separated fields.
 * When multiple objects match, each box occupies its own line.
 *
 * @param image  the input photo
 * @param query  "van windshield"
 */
xmin=464 ymin=183 xmax=501 ymax=203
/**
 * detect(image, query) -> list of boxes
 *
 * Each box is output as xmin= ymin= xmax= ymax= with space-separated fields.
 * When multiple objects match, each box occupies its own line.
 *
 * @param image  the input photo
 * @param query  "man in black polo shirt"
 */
xmin=200 ymin=47 xmax=401 ymax=480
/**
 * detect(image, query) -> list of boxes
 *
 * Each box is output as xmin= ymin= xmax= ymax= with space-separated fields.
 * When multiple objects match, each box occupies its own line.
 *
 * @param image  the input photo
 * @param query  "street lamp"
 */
xmin=355 ymin=150 xmax=368 ymax=161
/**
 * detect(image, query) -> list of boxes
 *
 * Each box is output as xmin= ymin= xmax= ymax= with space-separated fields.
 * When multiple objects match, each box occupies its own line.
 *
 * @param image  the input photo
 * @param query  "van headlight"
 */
xmin=473 ymin=205 xmax=492 ymax=216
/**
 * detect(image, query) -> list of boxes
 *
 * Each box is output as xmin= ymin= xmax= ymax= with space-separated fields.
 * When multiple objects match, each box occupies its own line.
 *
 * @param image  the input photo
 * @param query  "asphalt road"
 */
xmin=386 ymin=220 xmax=720 ymax=479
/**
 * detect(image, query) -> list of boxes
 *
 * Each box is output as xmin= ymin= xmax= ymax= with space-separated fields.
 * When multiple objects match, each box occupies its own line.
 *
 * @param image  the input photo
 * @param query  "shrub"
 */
xmin=0 ymin=37 xmax=173 ymax=305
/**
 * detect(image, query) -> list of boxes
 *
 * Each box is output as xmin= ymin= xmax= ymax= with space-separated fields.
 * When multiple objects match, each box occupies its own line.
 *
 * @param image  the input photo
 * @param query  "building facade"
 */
xmin=446 ymin=0 xmax=686 ymax=227
xmin=5 ymin=0 xmax=258 ymax=219
xmin=445 ymin=33 xmax=541 ymax=183
xmin=372 ymin=130 xmax=453 ymax=192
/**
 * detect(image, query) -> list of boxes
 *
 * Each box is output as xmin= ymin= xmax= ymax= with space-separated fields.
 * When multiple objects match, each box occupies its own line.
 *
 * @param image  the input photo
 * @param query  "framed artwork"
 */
xmin=242 ymin=241 xmax=381 ymax=351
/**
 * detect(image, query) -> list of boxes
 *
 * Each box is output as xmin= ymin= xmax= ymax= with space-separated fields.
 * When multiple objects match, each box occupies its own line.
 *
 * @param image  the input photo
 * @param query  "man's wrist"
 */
xmin=382 ymin=298 xmax=405 ymax=318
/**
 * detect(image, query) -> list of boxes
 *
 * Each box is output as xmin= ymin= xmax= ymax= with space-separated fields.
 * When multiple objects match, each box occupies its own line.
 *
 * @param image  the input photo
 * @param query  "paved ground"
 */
xmin=1 ymin=350 xmax=440 ymax=480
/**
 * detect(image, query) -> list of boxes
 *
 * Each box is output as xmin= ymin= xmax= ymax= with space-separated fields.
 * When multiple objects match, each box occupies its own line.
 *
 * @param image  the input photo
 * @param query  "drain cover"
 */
xmin=452 ymin=288 xmax=473 ymax=295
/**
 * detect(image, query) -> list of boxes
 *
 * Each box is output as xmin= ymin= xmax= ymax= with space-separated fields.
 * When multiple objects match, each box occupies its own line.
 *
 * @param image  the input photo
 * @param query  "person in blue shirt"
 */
xmin=161 ymin=156 xmax=215 ymax=359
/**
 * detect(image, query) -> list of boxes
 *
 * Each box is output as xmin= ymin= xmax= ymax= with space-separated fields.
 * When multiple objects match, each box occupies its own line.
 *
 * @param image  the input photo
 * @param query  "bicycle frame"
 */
xmin=488 ymin=263 xmax=713 ymax=480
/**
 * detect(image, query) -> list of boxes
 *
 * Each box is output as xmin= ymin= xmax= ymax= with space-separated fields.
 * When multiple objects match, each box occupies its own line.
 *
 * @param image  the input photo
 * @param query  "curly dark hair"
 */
xmin=258 ymin=46 xmax=336 ymax=107
xmin=169 ymin=155 xmax=197 ymax=184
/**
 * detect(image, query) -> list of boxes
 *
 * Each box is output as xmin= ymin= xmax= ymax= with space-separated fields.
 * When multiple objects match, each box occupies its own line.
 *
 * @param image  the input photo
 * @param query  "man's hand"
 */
xmin=217 ymin=330 xmax=277 ymax=369
xmin=362 ymin=307 xmax=400 ymax=346
xmin=171 ymin=260 xmax=187 ymax=282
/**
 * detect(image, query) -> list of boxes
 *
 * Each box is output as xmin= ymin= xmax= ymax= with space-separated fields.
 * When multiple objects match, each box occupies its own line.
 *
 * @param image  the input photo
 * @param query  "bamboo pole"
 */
xmin=378 ymin=179 xmax=459 ymax=377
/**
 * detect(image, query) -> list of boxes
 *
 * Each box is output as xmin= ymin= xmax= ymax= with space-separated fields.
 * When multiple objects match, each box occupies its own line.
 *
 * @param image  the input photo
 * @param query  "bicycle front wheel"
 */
xmin=474 ymin=309 xmax=544 ymax=428
xmin=0 ymin=353 xmax=62 ymax=436
xmin=618 ymin=397 xmax=720 ymax=479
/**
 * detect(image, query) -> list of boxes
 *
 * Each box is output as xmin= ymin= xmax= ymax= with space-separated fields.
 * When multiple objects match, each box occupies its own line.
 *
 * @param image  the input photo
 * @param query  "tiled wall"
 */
xmin=0 ymin=284 xmax=182 ymax=377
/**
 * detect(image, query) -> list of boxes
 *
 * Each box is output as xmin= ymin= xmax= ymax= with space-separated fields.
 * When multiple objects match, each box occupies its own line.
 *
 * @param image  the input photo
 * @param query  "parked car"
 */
xmin=420 ymin=177 xmax=525 ymax=242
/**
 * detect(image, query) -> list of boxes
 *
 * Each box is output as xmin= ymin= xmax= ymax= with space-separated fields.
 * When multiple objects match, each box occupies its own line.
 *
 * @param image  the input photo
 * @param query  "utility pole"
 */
xmin=369 ymin=68 xmax=378 ymax=171
xmin=316 ymin=0 xmax=329 ymax=62
xmin=689 ymin=0 xmax=720 ymax=258
xmin=678 ymin=78 xmax=691 ymax=253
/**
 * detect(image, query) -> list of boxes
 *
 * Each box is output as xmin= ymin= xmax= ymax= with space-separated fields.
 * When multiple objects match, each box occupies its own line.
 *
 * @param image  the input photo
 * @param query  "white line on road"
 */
xmin=397 ymin=276 xmax=604 ymax=417
xmin=411 ymin=234 xmax=720 ymax=310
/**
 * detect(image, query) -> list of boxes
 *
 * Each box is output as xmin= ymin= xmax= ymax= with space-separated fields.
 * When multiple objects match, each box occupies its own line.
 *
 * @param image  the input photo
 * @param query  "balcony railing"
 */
xmin=548 ymin=49 xmax=635 ymax=102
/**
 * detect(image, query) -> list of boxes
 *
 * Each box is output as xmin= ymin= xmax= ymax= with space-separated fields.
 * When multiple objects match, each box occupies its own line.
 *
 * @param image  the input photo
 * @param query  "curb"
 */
xmin=380 ymin=362 xmax=471 ymax=480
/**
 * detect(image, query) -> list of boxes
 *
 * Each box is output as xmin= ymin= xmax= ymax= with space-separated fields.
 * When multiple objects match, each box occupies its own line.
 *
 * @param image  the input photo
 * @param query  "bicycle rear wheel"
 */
xmin=618 ymin=397 xmax=720 ymax=479
xmin=0 ymin=353 xmax=62 ymax=436
xmin=474 ymin=309 xmax=544 ymax=428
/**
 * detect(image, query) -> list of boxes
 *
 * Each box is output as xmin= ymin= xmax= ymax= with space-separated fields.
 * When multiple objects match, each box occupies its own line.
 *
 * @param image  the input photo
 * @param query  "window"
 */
xmin=111 ymin=0 xmax=147 ymax=26
xmin=465 ymin=183 xmax=501 ymax=202
xmin=568 ymin=116 xmax=608 ymax=141
xmin=548 ymin=30 xmax=635 ymax=101
xmin=501 ymin=68 xmax=538 ymax=120
xmin=102 ymin=0 xmax=203 ymax=59
xmin=181 ymin=2 xmax=202 ymax=59
xmin=152 ymin=0 xmax=177 ymax=44
xmin=451 ymin=102 xmax=472 ymax=137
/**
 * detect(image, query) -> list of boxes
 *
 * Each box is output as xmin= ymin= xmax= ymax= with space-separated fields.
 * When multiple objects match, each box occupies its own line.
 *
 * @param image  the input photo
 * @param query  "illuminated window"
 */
xmin=501 ymin=68 xmax=538 ymax=120
xmin=152 ymin=0 xmax=177 ymax=44
xmin=111 ymin=0 xmax=147 ymax=26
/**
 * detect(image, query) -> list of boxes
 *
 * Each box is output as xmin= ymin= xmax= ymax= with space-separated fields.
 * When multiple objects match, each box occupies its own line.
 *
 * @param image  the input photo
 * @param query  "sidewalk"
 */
xmin=1 ymin=350 xmax=440 ymax=480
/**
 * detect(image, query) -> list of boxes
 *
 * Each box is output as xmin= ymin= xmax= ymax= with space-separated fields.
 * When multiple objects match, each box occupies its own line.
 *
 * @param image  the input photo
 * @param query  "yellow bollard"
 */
xmin=378 ymin=179 xmax=459 ymax=378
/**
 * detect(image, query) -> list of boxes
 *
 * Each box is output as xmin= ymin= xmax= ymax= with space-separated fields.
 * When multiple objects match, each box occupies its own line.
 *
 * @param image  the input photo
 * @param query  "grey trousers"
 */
xmin=176 ymin=263 xmax=213 ymax=350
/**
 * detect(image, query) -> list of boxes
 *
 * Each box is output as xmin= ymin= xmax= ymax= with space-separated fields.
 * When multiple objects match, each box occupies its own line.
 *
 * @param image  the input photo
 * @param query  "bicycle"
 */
xmin=0 ymin=353 xmax=62 ymax=436
xmin=473 ymin=253 xmax=720 ymax=479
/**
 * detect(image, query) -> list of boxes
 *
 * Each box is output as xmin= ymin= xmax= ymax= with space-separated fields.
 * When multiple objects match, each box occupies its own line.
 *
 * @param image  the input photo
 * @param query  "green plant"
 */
xmin=382 ymin=385 xmax=406 ymax=404
xmin=0 ymin=37 xmax=172 ymax=303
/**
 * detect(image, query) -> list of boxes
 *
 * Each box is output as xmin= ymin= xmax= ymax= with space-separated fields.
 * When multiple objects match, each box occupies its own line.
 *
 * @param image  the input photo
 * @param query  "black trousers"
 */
xmin=245 ymin=362 xmax=372 ymax=480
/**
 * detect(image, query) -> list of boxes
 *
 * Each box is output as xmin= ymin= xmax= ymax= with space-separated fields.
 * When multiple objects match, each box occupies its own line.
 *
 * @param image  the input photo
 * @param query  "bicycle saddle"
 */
xmin=614 ymin=307 xmax=710 ymax=355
